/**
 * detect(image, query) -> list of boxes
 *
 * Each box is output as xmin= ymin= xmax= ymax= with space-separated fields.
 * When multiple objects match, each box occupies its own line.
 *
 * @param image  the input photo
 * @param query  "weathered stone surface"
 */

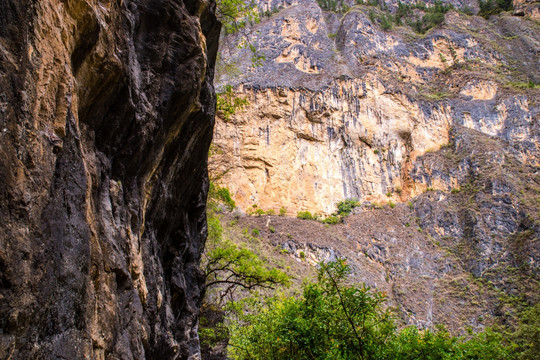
xmin=212 ymin=0 xmax=539 ymax=216
xmin=513 ymin=0 xmax=540 ymax=19
xmin=208 ymin=1 xmax=539 ymax=338
xmin=0 ymin=0 xmax=219 ymax=358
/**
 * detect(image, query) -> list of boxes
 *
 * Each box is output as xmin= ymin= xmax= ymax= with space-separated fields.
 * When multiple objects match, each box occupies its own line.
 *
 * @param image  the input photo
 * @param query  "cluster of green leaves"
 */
xmin=367 ymin=1 xmax=455 ymax=34
xmin=201 ymin=210 xmax=290 ymax=355
xmin=512 ymin=303 xmax=540 ymax=359
xmin=321 ymin=215 xmax=342 ymax=224
xmin=228 ymin=259 xmax=519 ymax=360
xmin=209 ymin=181 xmax=236 ymax=211
xmin=337 ymin=198 xmax=361 ymax=216
xmin=297 ymin=211 xmax=316 ymax=220
xmin=216 ymin=84 xmax=249 ymax=122
xmin=317 ymin=0 xmax=351 ymax=13
xmin=478 ymin=0 xmax=513 ymax=19
xmin=217 ymin=0 xmax=260 ymax=35
xmin=204 ymin=238 xmax=289 ymax=299
xmin=296 ymin=199 xmax=360 ymax=224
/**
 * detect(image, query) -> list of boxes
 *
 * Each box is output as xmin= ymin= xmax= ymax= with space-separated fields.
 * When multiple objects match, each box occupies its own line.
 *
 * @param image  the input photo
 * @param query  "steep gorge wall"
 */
xmin=211 ymin=0 xmax=539 ymax=215
xmin=0 ymin=0 xmax=219 ymax=358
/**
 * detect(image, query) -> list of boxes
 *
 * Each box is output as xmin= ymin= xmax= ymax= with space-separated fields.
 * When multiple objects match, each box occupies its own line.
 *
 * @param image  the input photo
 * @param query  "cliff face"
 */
xmin=0 ymin=0 xmax=219 ymax=358
xmin=208 ymin=0 xmax=539 ymax=336
xmin=212 ymin=0 xmax=539 ymax=215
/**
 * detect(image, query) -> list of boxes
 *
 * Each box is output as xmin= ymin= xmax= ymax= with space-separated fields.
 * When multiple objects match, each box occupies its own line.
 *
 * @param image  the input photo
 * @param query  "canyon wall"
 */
xmin=0 ymin=0 xmax=219 ymax=358
xmin=211 ymin=0 xmax=539 ymax=215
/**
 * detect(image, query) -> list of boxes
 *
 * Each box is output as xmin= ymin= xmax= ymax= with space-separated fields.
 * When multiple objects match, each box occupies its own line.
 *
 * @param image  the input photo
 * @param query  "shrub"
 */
xmin=297 ymin=211 xmax=315 ymax=220
xmin=478 ymin=0 xmax=513 ymax=18
xmin=279 ymin=207 xmax=287 ymax=216
xmin=380 ymin=14 xmax=393 ymax=30
xmin=209 ymin=183 xmax=236 ymax=211
xmin=322 ymin=215 xmax=342 ymax=225
xmin=251 ymin=228 xmax=260 ymax=237
xmin=336 ymin=199 xmax=360 ymax=216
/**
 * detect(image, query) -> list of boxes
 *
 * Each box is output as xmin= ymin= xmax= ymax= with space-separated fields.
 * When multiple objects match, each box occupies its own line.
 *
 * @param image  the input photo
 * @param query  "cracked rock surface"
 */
xmin=0 ymin=0 xmax=219 ymax=358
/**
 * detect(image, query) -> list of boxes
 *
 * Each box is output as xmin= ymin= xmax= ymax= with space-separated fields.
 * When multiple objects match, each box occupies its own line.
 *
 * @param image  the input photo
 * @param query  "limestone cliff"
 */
xmin=0 ymin=0 xmax=219 ymax=358
xmin=208 ymin=0 xmax=539 ymax=339
xmin=211 ymin=0 xmax=539 ymax=215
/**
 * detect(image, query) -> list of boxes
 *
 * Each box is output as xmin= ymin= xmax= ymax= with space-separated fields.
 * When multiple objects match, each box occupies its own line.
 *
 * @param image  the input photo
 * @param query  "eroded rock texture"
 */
xmin=0 ymin=0 xmax=219 ymax=358
xmin=212 ymin=0 xmax=539 ymax=215
xmin=209 ymin=0 xmax=539 ymax=337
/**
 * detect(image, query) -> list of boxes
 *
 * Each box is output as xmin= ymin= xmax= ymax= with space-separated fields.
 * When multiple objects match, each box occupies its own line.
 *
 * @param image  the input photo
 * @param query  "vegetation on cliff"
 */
xmin=229 ymin=260 xmax=518 ymax=360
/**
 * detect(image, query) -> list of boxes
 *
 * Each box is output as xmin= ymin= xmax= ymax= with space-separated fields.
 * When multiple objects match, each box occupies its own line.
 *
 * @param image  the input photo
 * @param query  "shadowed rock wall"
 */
xmin=0 ymin=0 xmax=219 ymax=358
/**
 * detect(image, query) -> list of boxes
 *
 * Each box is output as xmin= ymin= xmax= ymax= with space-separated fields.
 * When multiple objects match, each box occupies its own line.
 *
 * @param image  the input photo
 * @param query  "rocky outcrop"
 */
xmin=513 ymin=0 xmax=540 ymax=19
xmin=0 ymin=0 xmax=219 ymax=358
xmin=211 ymin=0 xmax=539 ymax=215
xmin=209 ymin=0 xmax=539 ymax=337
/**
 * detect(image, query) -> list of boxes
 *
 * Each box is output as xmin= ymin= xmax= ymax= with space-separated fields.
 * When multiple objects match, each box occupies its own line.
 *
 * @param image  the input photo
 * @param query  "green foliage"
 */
xmin=203 ymin=214 xmax=290 ymax=303
xmin=279 ymin=207 xmax=287 ymax=216
xmin=251 ymin=228 xmax=260 ymax=237
xmin=513 ymin=303 xmax=540 ymax=359
xmin=216 ymin=84 xmax=249 ymax=122
xmin=317 ymin=0 xmax=350 ymax=12
xmin=507 ymin=80 xmax=540 ymax=89
xmin=229 ymin=259 xmax=396 ymax=359
xmin=388 ymin=201 xmax=396 ymax=209
xmin=368 ymin=9 xmax=376 ymax=24
xmin=216 ymin=0 xmax=260 ymax=35
xmin=322 ymin=215 xmax=342 ymax=225
xmin=409 ymin=12 xmax=445 ymax=34
xmin=380 ymin=13 xmax=394 ymax=30
xmin=253 ymin=208 xmax=265 ymax=216
xmin=390 ymin=0 xmax=454 ymax=34
xmin=209 ymin=182 xmax=236 ymax=211
xmin=478 ymin=0 xmax=513 ymax=19
xmin=297 ymin=211 xmax=315 ymax=220
xmin=336 ymin=198 xmax=360 ymax=216
xmin=228 ymin=259 xmax=514 ymax=360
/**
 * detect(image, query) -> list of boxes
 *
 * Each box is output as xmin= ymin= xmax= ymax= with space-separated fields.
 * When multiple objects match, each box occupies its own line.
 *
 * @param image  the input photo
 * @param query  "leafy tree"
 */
xmin=229 ymin=259 xmax=396 ymax=359
xmin=203 ymin=197 xmax=289 ymax=305
xmin=228 ymin=259 xmax=514 ymax=360
xmin=203 ymin=236 xmax=290 ymax=304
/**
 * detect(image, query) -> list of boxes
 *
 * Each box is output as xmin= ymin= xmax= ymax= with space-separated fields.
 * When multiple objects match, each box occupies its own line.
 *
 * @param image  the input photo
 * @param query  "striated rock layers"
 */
xmin=0 ymin=0 xmax=219 ymax=358
xmin=211 ymin=0 xmax=539 ymax=215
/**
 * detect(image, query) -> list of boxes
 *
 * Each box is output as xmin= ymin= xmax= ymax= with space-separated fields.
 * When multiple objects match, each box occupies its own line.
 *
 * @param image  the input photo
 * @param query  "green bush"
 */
xmin=297 ymin=211 xmax=315 ymax=220
xmin=322 ymin=215 xmax=342 ymax=225
xmin=336 ymin=198 xmax=360 ymax=216
xmin=479 ymin=0 xmax=513 ymax=18
xmin=209 ymin=182 xmax=236 ymax=211
xmin=216 ymin=85 xmax=249 ymax=121
xmin=279 ymin=207 xmax=287 ymax=216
